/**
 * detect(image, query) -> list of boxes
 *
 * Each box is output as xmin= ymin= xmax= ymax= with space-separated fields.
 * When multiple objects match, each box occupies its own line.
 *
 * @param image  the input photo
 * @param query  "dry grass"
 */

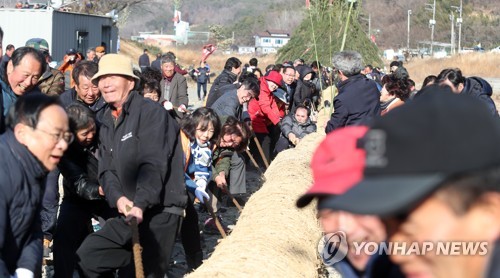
xmin=403 ymin=53 xmax=500 ymax=86
xmin=119 ymin=38 xmax=277 ymax=74
xmin=120 ymin=38 xmax=499 ymax=86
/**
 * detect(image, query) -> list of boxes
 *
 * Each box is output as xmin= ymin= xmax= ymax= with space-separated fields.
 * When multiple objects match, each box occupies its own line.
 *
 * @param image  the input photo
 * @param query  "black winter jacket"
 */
xmin=58 ymin=141 xmax=104 ymax=202
xmin=461 ymin=77 xmax=497 ymax=116
xmin=99 ymin=91 xmax=187 ymax=213
xmin=206 ymin=69 xmax=238 ymax=107
xmin=59 ymin=88 xmax=108 ymax=124
xmin=325 ymin=74 xmax=381 ymax=133
xmin=0 ymin=130 xmax=46 ymax=277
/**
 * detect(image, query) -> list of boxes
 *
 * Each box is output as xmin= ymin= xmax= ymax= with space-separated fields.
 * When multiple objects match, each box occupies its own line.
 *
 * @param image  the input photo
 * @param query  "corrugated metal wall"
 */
xmin=52 ymin=11 xmax=118 ymax=61
xmin=0 ymin=8 xmax=118 ymax=63
xmin=0 ymin=9 xmax=53 ymax=54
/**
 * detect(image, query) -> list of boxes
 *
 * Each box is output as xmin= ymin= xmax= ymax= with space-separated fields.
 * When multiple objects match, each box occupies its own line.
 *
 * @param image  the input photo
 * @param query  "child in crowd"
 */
xmin=179 ymin=107 xmax=221 ymax=271
xmin=275 ymin=104 xmax=317 ymax=154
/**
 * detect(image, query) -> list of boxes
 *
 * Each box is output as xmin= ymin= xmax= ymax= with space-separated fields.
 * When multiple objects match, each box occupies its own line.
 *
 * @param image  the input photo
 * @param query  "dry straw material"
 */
xmin=187 ymin=133 xmax=325 ymax=277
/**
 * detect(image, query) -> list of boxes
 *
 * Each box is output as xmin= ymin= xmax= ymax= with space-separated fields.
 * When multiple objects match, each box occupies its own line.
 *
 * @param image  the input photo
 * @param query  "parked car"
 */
xmin=491 ymin=46 xmax=500 ymax=53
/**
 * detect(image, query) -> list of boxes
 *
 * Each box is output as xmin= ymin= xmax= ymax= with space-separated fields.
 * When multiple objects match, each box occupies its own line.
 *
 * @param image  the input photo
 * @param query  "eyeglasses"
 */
xmin=36 ymin=128 xmax=74 ymax=144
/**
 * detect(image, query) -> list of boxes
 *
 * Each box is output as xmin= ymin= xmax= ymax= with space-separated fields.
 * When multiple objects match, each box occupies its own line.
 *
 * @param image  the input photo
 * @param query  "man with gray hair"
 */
xmin=325 ymin=51 xmax=380 ymax=133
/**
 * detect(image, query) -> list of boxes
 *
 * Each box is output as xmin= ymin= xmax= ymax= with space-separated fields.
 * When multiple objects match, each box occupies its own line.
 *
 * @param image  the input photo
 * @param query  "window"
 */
xmin=275 ymin=39 xmax=283 ymax=45
xmin=263 ymin=38 xmax=271 ymax=43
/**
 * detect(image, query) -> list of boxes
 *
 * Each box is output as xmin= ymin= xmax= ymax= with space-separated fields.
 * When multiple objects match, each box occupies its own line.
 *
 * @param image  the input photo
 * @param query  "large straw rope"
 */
xmin=187 ymin=133 xmax=325 ymax=277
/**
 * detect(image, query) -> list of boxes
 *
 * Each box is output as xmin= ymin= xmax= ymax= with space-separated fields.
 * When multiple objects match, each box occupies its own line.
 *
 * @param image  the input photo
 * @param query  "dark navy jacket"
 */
xmin=59 ymin=88 xmax=108 ymax=124
xmin=0 ymin=130 xmax=47 ymax=277
xmin=461 ymin=77 xmax=497 ymax=117
xmin=99 ymin=91 xmax=187 ymax=213
xmin=325 ymin=74 xmax=381 ymax=133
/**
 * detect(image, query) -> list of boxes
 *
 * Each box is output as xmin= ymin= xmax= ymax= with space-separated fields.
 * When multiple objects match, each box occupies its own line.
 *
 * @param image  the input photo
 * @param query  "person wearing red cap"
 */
xmin=297 ymin=126 xmax=402 ymax=278
xmin=248 ymin=70 xmax=285 ymax=166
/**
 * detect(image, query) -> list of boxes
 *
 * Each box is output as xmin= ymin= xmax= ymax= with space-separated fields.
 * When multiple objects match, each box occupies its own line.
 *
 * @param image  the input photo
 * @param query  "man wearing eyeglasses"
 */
xmin=0 ymin=93 xmax=70 ymax=278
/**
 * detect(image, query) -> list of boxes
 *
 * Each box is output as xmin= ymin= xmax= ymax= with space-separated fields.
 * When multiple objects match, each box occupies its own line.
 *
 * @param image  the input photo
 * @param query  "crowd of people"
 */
xmin=0 ymin=23 xmax=498 ymax=278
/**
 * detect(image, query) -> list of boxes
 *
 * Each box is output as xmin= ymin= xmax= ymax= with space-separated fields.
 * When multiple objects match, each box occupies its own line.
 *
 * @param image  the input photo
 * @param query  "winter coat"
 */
xmin=138 ymin=53 xmax=150 ymax=67
xmin=206 ymin=69 xmax=238 ymax=107
xmin=206 ymin=83 xmax=238 ymax=108
xmin=248 ymin=77 xmax=285 ymax=134
xmin=280 ymin=113 xmax=317 ymax=140
xmin=196 ymin=66 xmax=209 ymax=84
xmin=58 ymin=141 xmax=105 ymax=202
xmin=160 ymin=72 xmax=189 ymax=120
xmin=59 ymin=88 xmax=108 ymax=124
xmin=325 ymin=74 xmax=381 ymax=133
xmin=99 ymin=91 xmax=187 ymax=214
xmin=37 ymin=66 xmax=65 ymax=96
xmin=0 ymin=130 xmax=46 ymax=277
xmin=293 ymin=66 xmax=316 ymax=108
xmin=461 ymin=77 xmax=497 ymax=116
xmin=211 ymin=89 xmax=243 ymax=120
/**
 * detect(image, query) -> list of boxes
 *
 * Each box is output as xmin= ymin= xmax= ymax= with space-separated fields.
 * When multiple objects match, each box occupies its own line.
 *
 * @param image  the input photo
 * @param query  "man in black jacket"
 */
xmin=325 ymin=51 xmax=381 ymax=133
xmin=0 ymin=93 xmax=70 ymax=278
xmin=76 ymin=54 xmax=187 ymax=277
xmin=205 ymin=57 xmax=242 ymax=107
xmin=59 ymin=60 xmax=107 ymax=123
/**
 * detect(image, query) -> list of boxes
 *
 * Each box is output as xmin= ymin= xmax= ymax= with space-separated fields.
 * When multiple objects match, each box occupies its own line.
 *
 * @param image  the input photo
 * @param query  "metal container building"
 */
xmin=0 ymin=7 xmax=118 ymax=62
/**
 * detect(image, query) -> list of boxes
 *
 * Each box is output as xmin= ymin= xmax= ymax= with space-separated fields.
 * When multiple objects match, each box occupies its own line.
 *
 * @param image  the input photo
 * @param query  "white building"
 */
xmin=0 ymin=7 xmax=118 ymax=61
xmin=254 ymin=29 xmax=290 ymax=54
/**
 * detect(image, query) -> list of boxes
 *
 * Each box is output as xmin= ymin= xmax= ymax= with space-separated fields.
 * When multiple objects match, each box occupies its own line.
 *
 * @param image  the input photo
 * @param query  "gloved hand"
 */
xmin=195 ymin=186 xmax=209 ymax=204
xmin=163 ymin=101 xmax=173 ymax=110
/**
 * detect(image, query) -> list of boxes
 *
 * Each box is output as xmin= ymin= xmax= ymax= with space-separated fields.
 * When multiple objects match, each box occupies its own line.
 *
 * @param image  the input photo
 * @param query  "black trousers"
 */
xmin=76 ymin=208 xmax=181 ymax=278
xmin=180 ymin=194 xmax=202 ymax=259
xmin=53 ymin=199 xmax=118 ymax=278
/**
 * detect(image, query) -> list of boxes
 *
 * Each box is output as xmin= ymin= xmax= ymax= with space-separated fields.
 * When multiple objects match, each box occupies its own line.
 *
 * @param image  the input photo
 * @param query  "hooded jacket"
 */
xmin=248 ymin=76 xmax=285 ymax=134
xmin=98 ymin=91 xmax=187 ymax=214
xmin=0 ymin=130 xmax=47 ymax=277
xmin=293 ymin=65 xmax=316 ymax=109
xmin=461 ymin=77 xmax=497 ymax=116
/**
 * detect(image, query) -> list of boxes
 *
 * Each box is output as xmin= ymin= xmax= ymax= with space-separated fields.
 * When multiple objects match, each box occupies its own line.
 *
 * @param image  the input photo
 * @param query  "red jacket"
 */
xmin=248 ymin=77 xmax=285 ymax=133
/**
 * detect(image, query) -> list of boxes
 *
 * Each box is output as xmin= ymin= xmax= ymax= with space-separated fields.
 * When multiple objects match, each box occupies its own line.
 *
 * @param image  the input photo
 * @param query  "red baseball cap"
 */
xmin=296 ymin=126 xmax=368 ymax=208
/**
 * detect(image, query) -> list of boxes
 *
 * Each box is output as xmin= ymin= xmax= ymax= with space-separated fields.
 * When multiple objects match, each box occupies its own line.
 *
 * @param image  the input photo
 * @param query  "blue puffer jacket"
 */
xmin=0 ymin=130 xmax=47 ymax=277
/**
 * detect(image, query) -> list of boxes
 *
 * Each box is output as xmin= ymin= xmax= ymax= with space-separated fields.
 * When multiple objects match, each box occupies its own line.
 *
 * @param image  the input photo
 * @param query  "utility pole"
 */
xmin=426 ymin=0 xmax=436 ymax=56
xmin=452 ymin=1 xmax=462 ymax=54
xmin=457 ymin=0 xmax=463 ymax=53
xmin=450 ymin=12 xmax=455 ymax=54
xmin=407 ymin=10 xmax=412 ymax=50
xmin=368 ymin=13 xmax=371 ymax=39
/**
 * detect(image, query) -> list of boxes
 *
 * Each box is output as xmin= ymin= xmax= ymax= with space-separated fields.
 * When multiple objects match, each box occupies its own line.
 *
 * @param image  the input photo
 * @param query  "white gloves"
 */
xmin=11 ymin=268 xmax=34 ymax=278
xmin=195 ymin=187 xmax=209 ymax=204
xmin=163 ymin=101 xmax=173 ymax=110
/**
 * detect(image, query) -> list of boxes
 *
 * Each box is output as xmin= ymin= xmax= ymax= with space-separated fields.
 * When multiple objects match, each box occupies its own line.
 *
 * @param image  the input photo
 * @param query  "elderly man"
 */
xmin=325 ymin=51 xmax=380 ymax=133
xmin=76 ymin=54 xmax=187 ymax=277
xmin=86 ymin=47 xmax=96 ymax=62
xmin=59 ymin=60 xmax=107 ymax=122
xmin=160 ymin=53 xmax=189 ymax=120
xmin=324 ymin=87 xmax=500 ymax=278
xmin=0 ymin=93 xmax=70 ymax=278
